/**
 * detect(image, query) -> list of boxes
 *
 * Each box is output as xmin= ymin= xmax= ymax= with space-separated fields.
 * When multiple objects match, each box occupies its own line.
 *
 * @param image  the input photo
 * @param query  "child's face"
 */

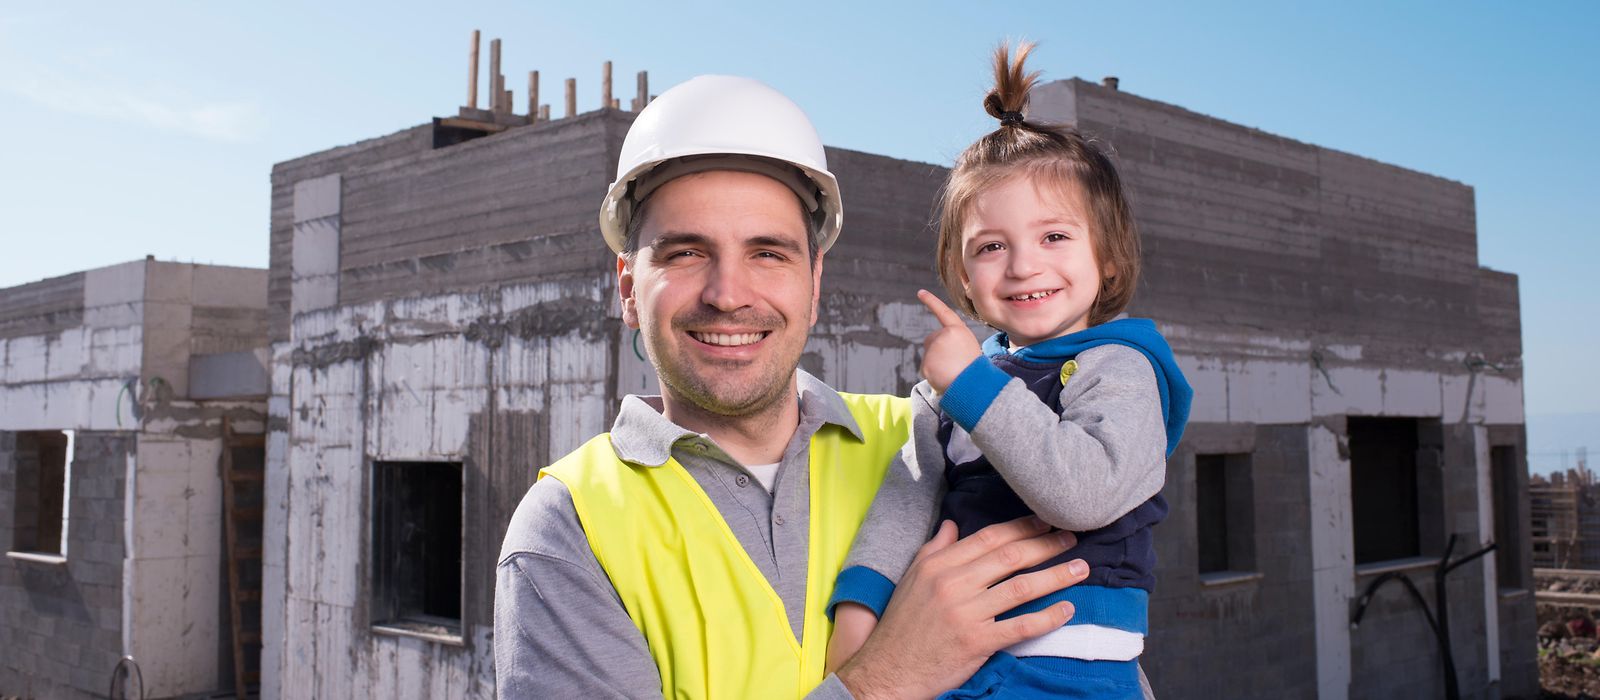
xmin=959 ymin=174 xmax=1104 ymax=348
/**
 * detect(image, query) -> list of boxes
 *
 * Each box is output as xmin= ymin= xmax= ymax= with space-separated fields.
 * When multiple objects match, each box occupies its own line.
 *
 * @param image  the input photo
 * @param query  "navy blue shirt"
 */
xmin=938 ymin=350 xmax=1169 ymax=592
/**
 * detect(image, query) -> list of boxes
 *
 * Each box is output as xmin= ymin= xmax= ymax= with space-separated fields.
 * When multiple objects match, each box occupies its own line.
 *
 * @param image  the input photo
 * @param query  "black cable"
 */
xmin=109 ymin=655 xmax=144 ymax=700
xmin=1348 ymin=534 xmax=1497 ymax=700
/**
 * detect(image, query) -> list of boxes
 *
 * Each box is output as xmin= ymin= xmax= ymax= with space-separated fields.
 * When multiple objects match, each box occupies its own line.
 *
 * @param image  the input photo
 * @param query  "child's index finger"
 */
xmin=917 ymin=289 xmax=965 ymax=328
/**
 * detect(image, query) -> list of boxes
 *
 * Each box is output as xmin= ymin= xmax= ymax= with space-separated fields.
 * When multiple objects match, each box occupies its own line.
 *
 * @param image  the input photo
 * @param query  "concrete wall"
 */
xmin=274 ymin=281 xmax=608 ymax=698
xmin=0 ymin=271 xmax=85 ymax=341
xmin=265 ymin=112 xmax=625 ymax=697
xmin=1 ymin=262 xmax=145 ymax=432
xmin=1146 ymin=423 xmax=1320 ymax=697
xmin=0 ymin=259 xmax=269 ymax=698
xmin=0 ymin=431 xmax=132 ymax=699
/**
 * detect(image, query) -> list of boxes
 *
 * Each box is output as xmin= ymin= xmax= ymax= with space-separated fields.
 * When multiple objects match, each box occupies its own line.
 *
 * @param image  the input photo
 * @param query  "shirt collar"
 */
xmin=608 ymin=369 xmax=863 ymax=467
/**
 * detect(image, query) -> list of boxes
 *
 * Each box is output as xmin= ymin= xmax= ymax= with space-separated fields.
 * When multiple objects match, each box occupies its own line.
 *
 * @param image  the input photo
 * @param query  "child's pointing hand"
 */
xmin=917 ymin=290 xmax=982 ymax=394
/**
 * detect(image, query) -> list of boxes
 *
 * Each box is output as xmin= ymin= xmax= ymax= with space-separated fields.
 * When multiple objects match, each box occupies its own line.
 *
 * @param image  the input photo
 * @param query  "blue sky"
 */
xmin=1 ymin=2 xmax=1595 ymax=469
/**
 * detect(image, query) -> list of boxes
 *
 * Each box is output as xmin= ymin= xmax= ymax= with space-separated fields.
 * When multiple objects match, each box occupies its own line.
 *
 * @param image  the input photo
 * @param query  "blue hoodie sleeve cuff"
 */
xmin=827 ymin=566 xmax=896 ymax=620
xmin=940 ymin=356 xmax=1010 ymax=432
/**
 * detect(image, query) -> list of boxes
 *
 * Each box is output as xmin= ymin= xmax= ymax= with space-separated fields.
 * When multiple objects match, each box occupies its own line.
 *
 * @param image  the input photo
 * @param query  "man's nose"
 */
xmin=700 ymin=257 xmax=755 ymax=311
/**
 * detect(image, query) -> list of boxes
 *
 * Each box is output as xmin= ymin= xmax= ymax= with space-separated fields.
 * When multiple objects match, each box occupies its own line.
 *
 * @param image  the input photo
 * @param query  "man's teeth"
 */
xmin=691 ymin=331 xmax=765 ymax=347
xmin=1009 ymin=290 xmax=1056 ymax=301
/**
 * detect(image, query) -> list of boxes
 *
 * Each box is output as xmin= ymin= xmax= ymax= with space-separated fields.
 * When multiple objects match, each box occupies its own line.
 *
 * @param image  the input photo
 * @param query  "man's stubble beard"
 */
xmin=643 ymin=312 xmax=802 ymax=420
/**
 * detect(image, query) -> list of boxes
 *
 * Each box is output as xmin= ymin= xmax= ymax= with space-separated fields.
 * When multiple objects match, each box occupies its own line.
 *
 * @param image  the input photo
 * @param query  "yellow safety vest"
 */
xmin=540 ymin=393 xmax=910 ymax=700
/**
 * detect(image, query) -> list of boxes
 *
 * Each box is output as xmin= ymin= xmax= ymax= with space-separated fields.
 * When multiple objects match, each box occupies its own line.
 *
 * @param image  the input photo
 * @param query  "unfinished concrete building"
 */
xmin=260 ymin=63 xmax=1534 ymax=698
xmin=1529 ymin=467 xmax=1600 ymax=570
xmin=0 ymin=259 xmax=269 ymax=699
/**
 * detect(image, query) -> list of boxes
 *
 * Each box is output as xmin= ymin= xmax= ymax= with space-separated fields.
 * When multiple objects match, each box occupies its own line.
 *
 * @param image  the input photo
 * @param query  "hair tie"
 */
xmin=999 ymin=110 xmax=1024 ymax=126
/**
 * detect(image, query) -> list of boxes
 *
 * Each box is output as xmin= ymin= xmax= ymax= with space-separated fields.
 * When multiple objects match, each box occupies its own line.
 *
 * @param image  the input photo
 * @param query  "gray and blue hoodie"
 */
xmin=829 ymin=318 xmax=1192 ymax=639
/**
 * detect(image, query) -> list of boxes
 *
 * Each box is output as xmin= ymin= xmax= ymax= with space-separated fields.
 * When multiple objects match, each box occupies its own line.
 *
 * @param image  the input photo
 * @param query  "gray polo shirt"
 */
xmin=494 ymin=370 xmax=860 ymax=699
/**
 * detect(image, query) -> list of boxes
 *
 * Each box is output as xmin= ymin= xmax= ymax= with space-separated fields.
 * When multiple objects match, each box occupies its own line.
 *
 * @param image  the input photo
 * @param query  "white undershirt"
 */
xmin=744 ymin=462 xmax=780 ymax=493
xmin=1005 ymin=624 xmax=1145 ymax=661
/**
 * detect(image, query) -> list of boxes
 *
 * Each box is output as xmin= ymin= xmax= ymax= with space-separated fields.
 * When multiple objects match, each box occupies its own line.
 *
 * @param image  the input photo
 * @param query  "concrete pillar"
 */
xmin=1473 ymin=425 xmax=1501 ymax=683
xmin=1308 ymin=420 xmax=1353 ymax=699
xmin=260 ymin=342 xmax=293 ymax=700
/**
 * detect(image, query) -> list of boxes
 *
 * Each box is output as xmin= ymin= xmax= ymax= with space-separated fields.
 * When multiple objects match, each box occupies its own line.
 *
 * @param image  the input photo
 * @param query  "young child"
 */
xmin=825 ymin=42 xmax=1192 ymax=699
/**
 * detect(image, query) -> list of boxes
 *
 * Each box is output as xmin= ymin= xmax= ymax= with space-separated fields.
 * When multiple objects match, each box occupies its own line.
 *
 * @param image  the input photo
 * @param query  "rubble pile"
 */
xmin=1538 ymin=573 xmax=1600 ymax=698
xmin=1539 ymin=572 xmax=1600 ymax=595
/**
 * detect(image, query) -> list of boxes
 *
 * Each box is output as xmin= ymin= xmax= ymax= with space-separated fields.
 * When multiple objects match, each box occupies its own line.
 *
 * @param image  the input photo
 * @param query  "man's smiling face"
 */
xmin=618 ymin=169 xmax=822 ymax=417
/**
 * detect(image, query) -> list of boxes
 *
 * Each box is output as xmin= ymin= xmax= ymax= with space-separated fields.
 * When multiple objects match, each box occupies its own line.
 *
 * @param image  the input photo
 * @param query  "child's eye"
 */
xmin=1044 ymin=232 xmax=1070 ymax=243
xmin=977 ymin=242 xmax=1005 ymax=254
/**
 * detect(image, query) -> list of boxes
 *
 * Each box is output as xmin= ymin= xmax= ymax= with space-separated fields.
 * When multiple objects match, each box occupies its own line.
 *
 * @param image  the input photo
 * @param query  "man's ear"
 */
xmin=618 ymin=255 xmax=640 ymax=329
xmin=808 ymin=250 xmax=825 ymax=328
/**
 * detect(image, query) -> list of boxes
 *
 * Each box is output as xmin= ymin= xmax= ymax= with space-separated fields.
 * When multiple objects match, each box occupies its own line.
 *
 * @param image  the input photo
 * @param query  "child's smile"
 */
xmin=960 ymin=174 xmax=1104 ymax=348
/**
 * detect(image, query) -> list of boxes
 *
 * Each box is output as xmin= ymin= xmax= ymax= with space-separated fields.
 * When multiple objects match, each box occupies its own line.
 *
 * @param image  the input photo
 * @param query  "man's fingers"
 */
xmin=917 ymin=289 xmax=966 ymax=329
xmin=957 ymin=528 xmax=1077 ymax=590
xmin=933 ymin=516 xmax=1055 ymax=569
xmin=992 ymin=601 xmax=1076 ymax=647
xmin=976 ymin=559 xmax=1089 ymax=620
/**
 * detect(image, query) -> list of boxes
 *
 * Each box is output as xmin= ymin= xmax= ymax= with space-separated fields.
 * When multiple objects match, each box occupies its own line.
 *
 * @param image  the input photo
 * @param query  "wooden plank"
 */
xmin=1536 ymin=591 xmax=1600 ymax=608
xmin=468 ymin=30 xmax=480 ymax=110
xmin=436 ymin=117 xmax=507 ymax=134
xmin=221 ymin=417 xmax=248 ymax=700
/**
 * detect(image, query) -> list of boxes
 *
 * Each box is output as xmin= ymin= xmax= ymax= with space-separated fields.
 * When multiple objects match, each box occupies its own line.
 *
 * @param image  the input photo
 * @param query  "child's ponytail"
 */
xmin=983 ymin=42 xmax=1041 ymax=130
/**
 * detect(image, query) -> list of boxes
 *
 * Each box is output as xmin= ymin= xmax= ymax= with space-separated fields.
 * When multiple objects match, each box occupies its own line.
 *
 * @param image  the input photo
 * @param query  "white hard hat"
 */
xmin=599 ymin=75 xmax=843 ymax=255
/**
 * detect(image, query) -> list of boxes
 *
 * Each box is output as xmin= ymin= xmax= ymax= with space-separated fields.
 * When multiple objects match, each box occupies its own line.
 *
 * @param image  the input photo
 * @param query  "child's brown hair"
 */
xmin=936 ymin=41 xmax=1140 ymax=326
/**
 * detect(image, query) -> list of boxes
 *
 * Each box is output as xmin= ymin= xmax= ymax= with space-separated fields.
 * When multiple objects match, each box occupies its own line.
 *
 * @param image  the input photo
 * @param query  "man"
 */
xmin=495 ymin=75 xmax=1090 ymax=699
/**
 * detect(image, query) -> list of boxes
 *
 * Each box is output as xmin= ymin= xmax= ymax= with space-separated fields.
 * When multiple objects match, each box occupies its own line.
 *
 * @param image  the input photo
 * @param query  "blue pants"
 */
xmin=938 ymin=653 xmax=1144 ymax=700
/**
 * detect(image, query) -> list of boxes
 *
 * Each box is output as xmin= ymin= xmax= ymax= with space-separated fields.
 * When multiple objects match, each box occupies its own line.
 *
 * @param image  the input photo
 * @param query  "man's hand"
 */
xmin=917 ymin=290 xmax=982 ymax=393
xmin=835 ymin=517 xmax=1088 ymax=700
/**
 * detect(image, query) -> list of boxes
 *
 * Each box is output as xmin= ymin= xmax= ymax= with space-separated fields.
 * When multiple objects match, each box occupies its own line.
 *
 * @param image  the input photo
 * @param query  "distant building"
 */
xmin=1530 ymin=464 xmax=1600 ymax=569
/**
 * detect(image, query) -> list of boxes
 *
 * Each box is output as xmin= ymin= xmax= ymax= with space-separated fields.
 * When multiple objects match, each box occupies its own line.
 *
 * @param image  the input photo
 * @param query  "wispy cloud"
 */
xmin=0 ymin=60 xmax=266 ymax=143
